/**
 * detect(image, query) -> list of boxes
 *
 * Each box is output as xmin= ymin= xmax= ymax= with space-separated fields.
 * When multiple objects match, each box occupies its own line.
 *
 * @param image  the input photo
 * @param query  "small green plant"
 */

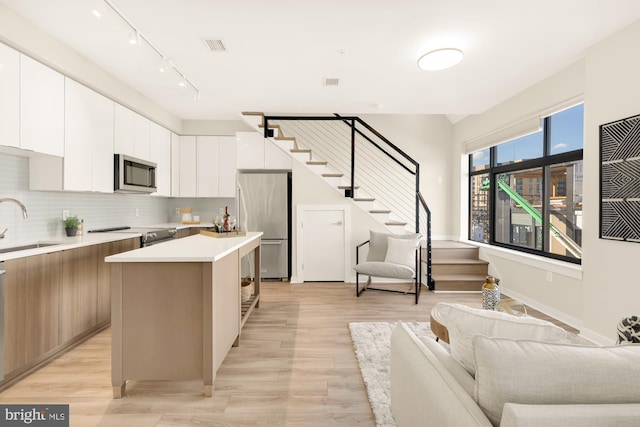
xmin=63 ymin=216 xmax=80 ymax=229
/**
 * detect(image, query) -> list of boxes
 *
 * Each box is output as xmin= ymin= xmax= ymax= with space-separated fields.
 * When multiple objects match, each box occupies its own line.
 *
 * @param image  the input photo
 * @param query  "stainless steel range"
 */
xmin=88 ymin=226 xmax=177 ymax=246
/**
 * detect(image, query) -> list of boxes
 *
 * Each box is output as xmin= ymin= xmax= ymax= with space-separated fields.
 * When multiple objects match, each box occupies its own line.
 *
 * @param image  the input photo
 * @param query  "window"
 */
xmin=469 ymin=104 xmax=583 ymax=263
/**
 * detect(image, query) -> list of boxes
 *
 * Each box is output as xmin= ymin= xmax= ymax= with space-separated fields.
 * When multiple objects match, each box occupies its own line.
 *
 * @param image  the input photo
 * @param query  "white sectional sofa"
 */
xmin=390 ymin=304 xmax=640 ymax=427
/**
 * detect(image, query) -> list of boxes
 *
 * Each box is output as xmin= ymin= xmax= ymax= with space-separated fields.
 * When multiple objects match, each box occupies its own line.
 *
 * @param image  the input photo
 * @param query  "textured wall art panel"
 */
xmin=600 ymin=114 xmax=640 ymax=242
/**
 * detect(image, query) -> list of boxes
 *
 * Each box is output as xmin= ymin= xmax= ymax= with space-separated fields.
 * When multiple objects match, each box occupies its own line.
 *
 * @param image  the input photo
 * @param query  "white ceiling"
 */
xmin=3 ymin=0 xmax=640 ymax=122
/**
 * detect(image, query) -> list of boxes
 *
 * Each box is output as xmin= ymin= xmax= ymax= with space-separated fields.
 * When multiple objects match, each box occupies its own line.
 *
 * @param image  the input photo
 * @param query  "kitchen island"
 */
xmin=105 ymin=231 xmax=262 ymax=398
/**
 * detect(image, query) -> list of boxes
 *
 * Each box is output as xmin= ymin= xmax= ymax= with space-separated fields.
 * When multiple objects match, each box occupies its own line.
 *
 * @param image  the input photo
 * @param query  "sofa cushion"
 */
xmin=473 ymin=336 xmax=640 ymax=426
xmin=419 ymin=336 xmax=475 ymax=398
xmin=384 ymin=236 xmax=419 ymax=269
xmin=435 ymin=302 xmax=582 ymax=376
xmin=366 ymin=230 xmax=420 ymax=262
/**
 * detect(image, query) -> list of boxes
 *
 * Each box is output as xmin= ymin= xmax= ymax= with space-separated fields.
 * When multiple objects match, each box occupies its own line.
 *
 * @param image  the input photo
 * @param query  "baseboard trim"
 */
xmin=501 ymin=288 xmax=583 ymax=331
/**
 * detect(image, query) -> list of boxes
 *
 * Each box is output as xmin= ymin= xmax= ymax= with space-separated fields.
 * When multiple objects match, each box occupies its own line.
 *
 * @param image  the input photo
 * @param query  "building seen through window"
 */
xmin=469 ymin=104 xmax=583 ymax=263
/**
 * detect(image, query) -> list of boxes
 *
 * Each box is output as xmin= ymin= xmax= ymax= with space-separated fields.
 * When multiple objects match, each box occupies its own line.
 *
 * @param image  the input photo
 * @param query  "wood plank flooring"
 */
xmin=0 ymin=282 xmax=573 ymax=427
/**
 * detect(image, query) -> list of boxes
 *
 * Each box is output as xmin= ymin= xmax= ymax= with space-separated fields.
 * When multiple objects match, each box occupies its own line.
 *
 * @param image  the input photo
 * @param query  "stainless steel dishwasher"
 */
xmin=0 ymin=261 xmax=4 ymax=381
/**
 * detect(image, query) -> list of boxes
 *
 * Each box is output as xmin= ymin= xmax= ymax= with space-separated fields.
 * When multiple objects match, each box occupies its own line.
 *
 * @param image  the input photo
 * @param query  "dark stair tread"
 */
xmin=290 ymin=148 xmax=311 ymax=153
xmin=354 ymin=197 xmax=375 ymax=202
xmin=307 ymin=161 xmax=328 ymax=165
xmin=322 ymin=173 xmax=344 ymax=177
xmin=370 ymin=210 xmax=391 ymax=214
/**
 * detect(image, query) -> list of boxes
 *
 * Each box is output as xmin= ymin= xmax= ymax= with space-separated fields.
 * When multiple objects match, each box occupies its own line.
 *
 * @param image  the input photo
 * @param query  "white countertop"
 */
xmin=105 ymin=232 xmax=262 ymax=263
xmin=0 ymin=232 xmax=144 ymax=262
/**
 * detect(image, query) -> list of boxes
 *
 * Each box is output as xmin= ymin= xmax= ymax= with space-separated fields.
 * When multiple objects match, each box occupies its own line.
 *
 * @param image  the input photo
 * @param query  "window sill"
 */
xmin=461 ymin=240 xmax=583 ymax=280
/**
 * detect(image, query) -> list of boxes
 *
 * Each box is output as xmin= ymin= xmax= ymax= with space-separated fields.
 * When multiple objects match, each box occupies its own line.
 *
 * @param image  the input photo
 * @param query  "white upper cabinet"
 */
xmin=218 ymin=136 xmax=237 ymax=197
xmin=196 ymin=136 xmax=219 ymax=197
xmin=172 ymin=135 xmax=237 ymax=198
xmin=63 ymin=78 xmax=114 ymax=192
xmin=149 ymin=122 xmax=171 ymax=197
xmin=236 ymin=131 xmax=291 ymax=170
xmin=134 ymin=114 xmax=151 ymax=161
xmin=114 ymin=104 xmax=135 ymax=156
xmin=236 ymin=132 xmax=264 ymax=169
xmin=0 ymin=43 xmax=19 ymax=148
xmin=171 ymin=132 xmax=180 ymax=197
xmin=114 ymin=104 xmax=154 ymax=162
xmin=31 ymin=78 xmax=114 ymax=192
xmin=179 ymin=136 xmax=197 ymax=197
xmin=20 ymin=54 xmax=64 ymax=156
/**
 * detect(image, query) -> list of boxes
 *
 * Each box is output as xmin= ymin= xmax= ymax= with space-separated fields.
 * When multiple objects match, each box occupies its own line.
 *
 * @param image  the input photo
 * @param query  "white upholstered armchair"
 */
xmin=353 ymin=230 xmax=423 ymax=304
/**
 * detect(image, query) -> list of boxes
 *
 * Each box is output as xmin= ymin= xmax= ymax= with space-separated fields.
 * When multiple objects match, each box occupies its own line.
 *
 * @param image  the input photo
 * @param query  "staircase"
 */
xmin=430 ymin=241 xmax=488 ymax=292
xmin=241 ymin=112 xmax=413 ymax=234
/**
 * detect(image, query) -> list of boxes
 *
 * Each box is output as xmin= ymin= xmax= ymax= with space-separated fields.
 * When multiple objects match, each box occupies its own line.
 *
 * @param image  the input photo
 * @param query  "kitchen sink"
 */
xmin=0 ymin=242 xmax=63 ymax=254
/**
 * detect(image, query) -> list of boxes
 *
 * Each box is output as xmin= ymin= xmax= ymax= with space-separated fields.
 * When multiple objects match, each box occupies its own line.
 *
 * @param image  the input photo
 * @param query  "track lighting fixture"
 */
xmin=91 ymin=0 xmax=105 ymax=18
xmin=93 ymin=0 xmax=200 ymax=100
xmin=128 ymin=30 xmax=139 ymax=46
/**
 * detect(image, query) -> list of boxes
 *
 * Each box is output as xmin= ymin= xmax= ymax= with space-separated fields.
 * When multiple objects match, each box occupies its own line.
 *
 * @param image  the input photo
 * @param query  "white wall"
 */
xmin=581 ymin=19 xmax=640 ymax=343
xmin=451 ymin=19 xmax=640 ymax=343
xmin=359 ymin=114 xmax=454 ymax=239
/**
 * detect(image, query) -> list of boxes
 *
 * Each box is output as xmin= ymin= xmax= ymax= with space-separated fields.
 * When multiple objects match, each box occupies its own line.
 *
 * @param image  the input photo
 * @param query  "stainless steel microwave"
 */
xmin=114 ymin=154 xmax=157 ymax=193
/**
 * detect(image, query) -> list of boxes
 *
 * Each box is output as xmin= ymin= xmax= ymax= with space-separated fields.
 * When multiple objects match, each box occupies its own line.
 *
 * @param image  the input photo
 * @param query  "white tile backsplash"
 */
xmin=0 ymin=153 xmax=237 ymax=243
xmin=0 ymin=153 xmax=170 ymax=243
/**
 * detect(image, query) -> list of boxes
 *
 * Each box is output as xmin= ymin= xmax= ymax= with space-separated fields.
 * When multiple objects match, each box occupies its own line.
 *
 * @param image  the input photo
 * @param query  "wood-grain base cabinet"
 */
xmin=3 ymin=252 xmax=61 ymax=375
xmin=97 ymin=239 xmax=139 ymax=325
xmin=2 ymin=238 xmax=139 ymax=384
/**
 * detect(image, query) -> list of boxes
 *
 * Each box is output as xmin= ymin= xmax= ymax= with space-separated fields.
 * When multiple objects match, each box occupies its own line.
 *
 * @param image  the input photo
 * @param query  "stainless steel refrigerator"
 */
xmin=237 ymin=172 xmax=291 ymax=280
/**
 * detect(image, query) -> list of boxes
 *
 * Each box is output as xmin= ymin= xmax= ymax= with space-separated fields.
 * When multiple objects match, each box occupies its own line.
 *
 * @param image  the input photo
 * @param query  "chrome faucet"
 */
xmin=0 ymin=198 xmax=28 ymax=238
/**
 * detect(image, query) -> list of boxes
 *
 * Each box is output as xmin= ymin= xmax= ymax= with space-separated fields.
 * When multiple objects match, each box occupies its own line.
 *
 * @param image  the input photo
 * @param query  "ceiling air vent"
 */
xmin=324 ymin=78 xmax=339 ymax=86
xmin=205 ymin=39 xmax=226 ymax=52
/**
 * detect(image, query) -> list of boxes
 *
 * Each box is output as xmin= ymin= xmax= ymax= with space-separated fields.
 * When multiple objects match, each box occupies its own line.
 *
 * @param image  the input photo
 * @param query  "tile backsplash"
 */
xmin=0 ymin=153 xmax=236 ymax=243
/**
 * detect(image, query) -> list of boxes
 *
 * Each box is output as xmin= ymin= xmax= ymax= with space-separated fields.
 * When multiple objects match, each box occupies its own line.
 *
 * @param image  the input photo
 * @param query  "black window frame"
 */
xmin=468 ymin=109 xmax=583 ymax=264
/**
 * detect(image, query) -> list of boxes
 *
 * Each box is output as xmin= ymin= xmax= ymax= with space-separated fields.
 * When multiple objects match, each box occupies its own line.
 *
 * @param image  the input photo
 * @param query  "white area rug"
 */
xmin=349 ymin=322 xmax=434 ymax=427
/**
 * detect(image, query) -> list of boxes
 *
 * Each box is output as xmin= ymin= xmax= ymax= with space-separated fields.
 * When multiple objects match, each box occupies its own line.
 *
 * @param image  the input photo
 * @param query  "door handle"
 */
xmin=331 ymin=221 xmax=343 ymax=226
xmin=262 ymin=241 xmax=283 ymax=245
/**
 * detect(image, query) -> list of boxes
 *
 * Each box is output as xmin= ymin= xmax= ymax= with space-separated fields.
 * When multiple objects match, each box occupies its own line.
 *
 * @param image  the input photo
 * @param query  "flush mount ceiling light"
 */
xmin=417 ymin=48 xmax=464 ymax=71
xmin=93 ymin=0 xmax=200 ymax=99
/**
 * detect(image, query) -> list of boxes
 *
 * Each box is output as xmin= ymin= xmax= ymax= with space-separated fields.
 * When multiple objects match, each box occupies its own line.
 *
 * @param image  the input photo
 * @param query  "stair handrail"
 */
xmin=418 ymin=191 xmax=435 ymax=290
xmin=263 ymin=113 xmax=432 ymax=288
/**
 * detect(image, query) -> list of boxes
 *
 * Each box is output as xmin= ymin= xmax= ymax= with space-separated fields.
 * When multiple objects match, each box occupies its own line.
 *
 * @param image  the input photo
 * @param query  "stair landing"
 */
xmin=427 ymin=241 xmax=488 ymax=292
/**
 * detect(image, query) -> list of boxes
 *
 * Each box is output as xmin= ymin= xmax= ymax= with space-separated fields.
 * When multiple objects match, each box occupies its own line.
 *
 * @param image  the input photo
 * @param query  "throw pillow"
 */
xmin=473 ymin=336 xmax=640 ymax=426
xmin=384 ymin=236 xmax=419 ymax=269
xmin=366 ymin=230 xmax=420 ymax=262
xmin=435 ymin=302 xmax=581 ymax=376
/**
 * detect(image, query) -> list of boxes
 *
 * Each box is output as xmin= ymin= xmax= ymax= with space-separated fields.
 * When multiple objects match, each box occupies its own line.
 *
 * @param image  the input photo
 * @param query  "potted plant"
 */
xmin=63 ymin=216 xmax=80 ymax=237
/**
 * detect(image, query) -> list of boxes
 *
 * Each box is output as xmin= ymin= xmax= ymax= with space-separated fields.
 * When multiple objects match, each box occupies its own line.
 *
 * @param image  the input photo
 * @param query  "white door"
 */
xmin=302 ymin=209 xmax=345 ymax=281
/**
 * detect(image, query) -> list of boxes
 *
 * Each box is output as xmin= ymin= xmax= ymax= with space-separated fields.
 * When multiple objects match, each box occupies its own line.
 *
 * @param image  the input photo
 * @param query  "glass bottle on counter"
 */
xmin=223 ymin=206 xmax=230 ymax=232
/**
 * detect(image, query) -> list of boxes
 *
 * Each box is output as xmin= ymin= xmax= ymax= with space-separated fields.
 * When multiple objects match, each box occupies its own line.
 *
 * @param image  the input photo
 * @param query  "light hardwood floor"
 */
xmin=0 ymin=282 xmax=573 ymax=427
